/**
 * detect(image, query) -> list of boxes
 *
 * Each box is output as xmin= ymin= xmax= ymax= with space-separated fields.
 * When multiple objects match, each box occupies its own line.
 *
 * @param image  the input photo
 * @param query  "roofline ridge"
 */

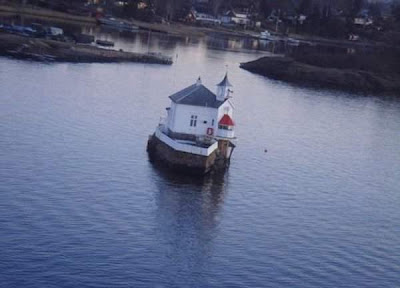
xmin=170 ymin=83 xmax=198 ymax=102
xmin=177 ymin=84 xmax=203 ymax=102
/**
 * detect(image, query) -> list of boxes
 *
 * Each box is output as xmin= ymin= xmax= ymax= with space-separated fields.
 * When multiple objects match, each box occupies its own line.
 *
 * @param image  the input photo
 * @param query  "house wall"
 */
xmin=217 ymin=100 xmax=235 ymax=138
xmin=232 ymin=17 xmax=250 ymax=26
xmin=217 ymin=100 xmax=234 ymax=122
xmin=220 ymin=16 xmax=232 ymax=24
xmin=166 ymin=98 xmax=235 ymax=139
xmin=167 ymin=103 xmax=218 ymax=136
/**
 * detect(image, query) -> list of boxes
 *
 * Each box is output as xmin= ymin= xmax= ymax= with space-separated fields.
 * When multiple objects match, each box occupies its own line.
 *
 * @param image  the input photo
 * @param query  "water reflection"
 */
xmin=152 ymin=166 xmax=227 ymax=285
xmin=2 ymin=13 xmax=390 ymax=58
xmin=0 ymin=13 xmax=279 ymax=54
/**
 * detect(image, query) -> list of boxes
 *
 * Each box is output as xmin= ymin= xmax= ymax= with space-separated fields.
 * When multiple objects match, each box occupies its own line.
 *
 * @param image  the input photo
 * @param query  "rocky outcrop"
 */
xmin=240 ymin=56 xmax=400 ymax=94
xmin=147 ymin=135 xmax=217 ymax=174
xmin=0 ymin=32 xmax=172 ymax=64
xmin=147 ymin=135 xmax=230 ymax=175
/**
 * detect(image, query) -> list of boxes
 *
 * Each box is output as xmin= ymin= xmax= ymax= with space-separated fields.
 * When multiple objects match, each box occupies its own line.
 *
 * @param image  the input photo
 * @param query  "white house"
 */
xmin=354 ymin=17 xmax=373 ymax=26
xmin=150 ymin=74 xmax=236 ymax=160
xmin=148 ymin=74 xmax=237 ymax=173
xmin=220 ymin=10 xmax=251 ymax=27
xmin=195 ymin=12 xmax=221 ymax=25
xmin=187 ymin=10 xmax=221 ymax=25
xmin=164 ymin=74 xmax=235 ymax=141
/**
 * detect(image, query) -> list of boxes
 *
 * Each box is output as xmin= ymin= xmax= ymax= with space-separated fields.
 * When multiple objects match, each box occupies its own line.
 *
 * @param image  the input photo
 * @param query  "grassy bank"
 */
xmin=0 ymin=4 xmax=96 ymax=24
xmin=0 ymin=4 xmax=250 ymax=38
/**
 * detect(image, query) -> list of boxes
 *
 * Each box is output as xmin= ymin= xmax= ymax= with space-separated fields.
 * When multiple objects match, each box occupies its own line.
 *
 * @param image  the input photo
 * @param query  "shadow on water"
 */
xmin=150 ymin=163 xmax=229 ymax=285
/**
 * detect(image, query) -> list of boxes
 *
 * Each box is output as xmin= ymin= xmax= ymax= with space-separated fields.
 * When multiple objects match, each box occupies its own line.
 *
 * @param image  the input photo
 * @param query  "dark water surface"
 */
xmin=1 ymin=32 xmax=400 ymax=288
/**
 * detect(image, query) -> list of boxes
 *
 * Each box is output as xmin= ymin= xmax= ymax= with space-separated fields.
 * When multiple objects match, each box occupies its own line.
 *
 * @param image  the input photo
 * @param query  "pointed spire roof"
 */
xmin=219 ymin=114 xmax=235 ymax=126
xmin=217 ymin=73 xmax=232 ymax=87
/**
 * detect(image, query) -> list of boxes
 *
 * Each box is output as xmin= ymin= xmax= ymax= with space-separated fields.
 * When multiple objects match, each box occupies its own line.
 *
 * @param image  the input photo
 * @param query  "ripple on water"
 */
xmin=1 ymin=42 xmax=400 ymax=288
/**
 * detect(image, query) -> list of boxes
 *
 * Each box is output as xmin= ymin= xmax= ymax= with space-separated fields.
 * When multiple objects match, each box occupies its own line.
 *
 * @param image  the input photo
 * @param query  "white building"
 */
xmin=166 ymin=75 xmax=234 ymax=139
xmin=220 ymin=10 xmax=251 ymax=27
xmin=154 ymin=74 xmax=236 ymax=159
xmin=193 ymin=12 xmax=221 ymax=26
xmin=354 ymin=17 xmax=374 ymax=26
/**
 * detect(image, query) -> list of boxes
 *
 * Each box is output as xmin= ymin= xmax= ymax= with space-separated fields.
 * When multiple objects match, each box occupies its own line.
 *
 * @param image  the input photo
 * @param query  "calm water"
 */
xmin=1 ymin=32 xmax=400 ymax=288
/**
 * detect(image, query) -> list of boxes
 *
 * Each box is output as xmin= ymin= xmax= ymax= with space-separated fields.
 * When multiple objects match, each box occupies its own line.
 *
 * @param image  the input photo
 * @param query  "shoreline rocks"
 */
xmin=0 ymin=32 xmax=172 ymax=64
xmin=240 ymin=56 xmax=400 ymax=94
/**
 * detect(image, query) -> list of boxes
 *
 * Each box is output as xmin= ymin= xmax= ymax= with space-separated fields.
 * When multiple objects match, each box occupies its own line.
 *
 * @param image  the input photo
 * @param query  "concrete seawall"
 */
xmin=147 ymin=135 xmax=222 ymax=174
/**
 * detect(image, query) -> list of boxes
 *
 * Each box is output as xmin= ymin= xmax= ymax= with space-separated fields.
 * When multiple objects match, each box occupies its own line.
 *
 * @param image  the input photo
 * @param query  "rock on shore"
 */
xmin=240 ymin=56 xmax=400 ymax=94
xmin=0 ymin=32 xmax=172 ymax=64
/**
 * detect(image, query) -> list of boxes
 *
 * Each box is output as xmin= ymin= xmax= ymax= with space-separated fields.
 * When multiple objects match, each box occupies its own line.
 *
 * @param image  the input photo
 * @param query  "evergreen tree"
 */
xmin=298 ymin=0 xmax=312 ymax=15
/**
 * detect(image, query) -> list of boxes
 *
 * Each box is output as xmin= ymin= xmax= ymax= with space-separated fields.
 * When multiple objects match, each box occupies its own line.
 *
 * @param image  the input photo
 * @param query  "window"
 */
xmin=219 ymin=124 xmax=233 ymax=131
xmin=212 ymin=119 xmax=215 ymax=126
xmin=190 ymin=115 xmax=198 ymax=127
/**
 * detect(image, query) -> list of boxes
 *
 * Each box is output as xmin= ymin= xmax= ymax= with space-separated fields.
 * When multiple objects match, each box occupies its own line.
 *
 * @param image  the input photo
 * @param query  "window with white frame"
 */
xmin=190 ymin=115 xmax=198 ymax=127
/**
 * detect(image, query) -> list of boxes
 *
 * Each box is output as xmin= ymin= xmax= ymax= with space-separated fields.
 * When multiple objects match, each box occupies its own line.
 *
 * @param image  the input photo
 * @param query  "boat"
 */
xmin=97 ymin=17 xmax=139 ymax=32
xmin=259 ymin=30 xmax=275 ymax=40
xmin=73 ymin=33 xmax=95 ymax=44
xmin=96 ymin=39 xmax=114 ymax=47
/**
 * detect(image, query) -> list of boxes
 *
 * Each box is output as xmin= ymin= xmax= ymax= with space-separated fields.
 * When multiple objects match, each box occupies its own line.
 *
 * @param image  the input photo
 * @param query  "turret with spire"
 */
xmin=216 ymin=73 xmax=233 ymax=101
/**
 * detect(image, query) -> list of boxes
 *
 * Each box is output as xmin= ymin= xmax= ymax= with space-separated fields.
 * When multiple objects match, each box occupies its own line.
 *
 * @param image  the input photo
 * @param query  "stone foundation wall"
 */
xmin=147 ymin=135 xmax=221 ymax=174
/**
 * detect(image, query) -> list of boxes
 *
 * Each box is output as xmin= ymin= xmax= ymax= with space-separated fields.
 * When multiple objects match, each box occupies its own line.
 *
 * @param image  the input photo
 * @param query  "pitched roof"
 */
xmin=219 ymin=114 xmax=235 ymax=126
xmin=169 ymin=84 xmax=224 ymax=108
xmin=217 ymin=73 xmax=232 ymax=87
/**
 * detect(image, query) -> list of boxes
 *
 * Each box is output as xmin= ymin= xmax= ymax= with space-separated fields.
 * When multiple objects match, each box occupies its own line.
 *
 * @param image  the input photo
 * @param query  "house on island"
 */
xmin=147 ymin=74 xmax=236 ymax=174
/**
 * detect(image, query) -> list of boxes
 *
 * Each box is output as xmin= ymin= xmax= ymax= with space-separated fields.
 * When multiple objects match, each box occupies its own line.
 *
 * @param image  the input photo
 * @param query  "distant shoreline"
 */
xmin=240 ymin=56 xmax=400 ymax=94
xmin=0 ymin=4 xmax=249 ymax=38
xmin=0 ymin=4 xmax=96 ymax=24
xmin=1 ymin=4 xmax=394 ymax=50
xmin=0 ymin=32 xmax=172 ymax=64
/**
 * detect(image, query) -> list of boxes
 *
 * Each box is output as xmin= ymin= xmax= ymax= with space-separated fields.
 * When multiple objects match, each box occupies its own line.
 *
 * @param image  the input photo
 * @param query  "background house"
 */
xmin=220 ymin=10 xmax=251 ymax=27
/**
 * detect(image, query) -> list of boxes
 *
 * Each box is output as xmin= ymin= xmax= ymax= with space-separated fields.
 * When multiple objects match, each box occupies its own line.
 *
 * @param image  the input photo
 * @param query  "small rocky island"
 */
xmin=0 ymin=32 xmax=172 ymax=64
xmin=147 ymin=75 xmax=237 ymax=174
xmin=240 ymin=55 xmax=400 ymax=94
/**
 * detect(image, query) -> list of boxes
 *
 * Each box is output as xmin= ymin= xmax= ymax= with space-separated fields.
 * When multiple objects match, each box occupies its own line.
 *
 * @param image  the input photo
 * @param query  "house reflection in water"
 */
xmin=152 ymin=168 xmax=228 ymax=286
